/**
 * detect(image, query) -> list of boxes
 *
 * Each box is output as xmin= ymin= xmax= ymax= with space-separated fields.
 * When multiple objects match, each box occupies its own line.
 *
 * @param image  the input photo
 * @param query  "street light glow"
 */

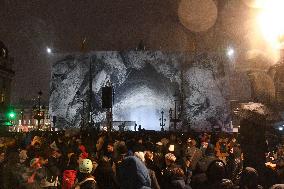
xmin=257 ymin=0 xmax=284 ymax=48
xmin=227 ymin=47 xmax=234 ymax=57
xmin=46 ymin=47 xmax=52 ymax=54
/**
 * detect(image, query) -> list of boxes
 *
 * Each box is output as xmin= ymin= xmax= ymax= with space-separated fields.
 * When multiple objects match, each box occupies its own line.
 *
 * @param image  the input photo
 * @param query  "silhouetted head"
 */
xmin=206 ymin=160 xmax=227 ymax=182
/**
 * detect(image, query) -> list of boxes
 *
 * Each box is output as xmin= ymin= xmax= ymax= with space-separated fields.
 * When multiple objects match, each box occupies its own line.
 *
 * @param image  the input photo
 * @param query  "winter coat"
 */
xmin=117 ymin=156 xmax=151 ymax=189
xmin=161 ymin=164 xmax=180 ymax=189
xmin=79 ymin=179 xmax=97 ymax=189
xmin=270 ymin=184 xmax=284 ymax=189
xmin=239 ymin=167 xmax=263 ymax=189
xmin=94 ymin=164 xmax=118 ymax=189
xmin=226 ymin=157 xmax=242 ymax=185
xmin=145 ymin=159 xmax=162 ymax=185
xmin=148 ymin=169 xmax=160 ymax=189
xmin=191 ymin=155 xmax=218 ymax=186
xmin=169 ymin=176 xmax=191 ymax=189
xmin=184 ymin=146 xmax=202 ymax=171
xmin=194 ymin=155 xmax=218 ymax=175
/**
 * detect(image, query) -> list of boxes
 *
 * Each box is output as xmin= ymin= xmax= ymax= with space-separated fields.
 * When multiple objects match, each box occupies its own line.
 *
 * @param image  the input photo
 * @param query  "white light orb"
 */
xmin=227 ymin=47 xmax=235 ymax=57
xmin=46 ymin=47 xmax=52 ymax=54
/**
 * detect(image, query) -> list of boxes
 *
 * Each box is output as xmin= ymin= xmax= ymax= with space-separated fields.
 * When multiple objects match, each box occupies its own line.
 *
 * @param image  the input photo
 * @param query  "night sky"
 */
xmin=0 ymin=0 xmax=273 ymax=104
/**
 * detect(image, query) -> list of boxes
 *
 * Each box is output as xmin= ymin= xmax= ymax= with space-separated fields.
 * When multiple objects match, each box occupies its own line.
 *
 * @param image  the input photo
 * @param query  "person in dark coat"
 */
xmin=169 ymin=167 xmax=191 ymax=189
xmin=42 ymin=148 xmax=62 ymax=188
xmin=94 ymin=156 xmax=118 ymax=189
xmin=205 ymin=160 xmax=232 ymax=189
xmin=1 ymin=151 xmax=25 ymax=189
xmin=226 ymin=146 xmax=243 ymax=185
xmin=162 ymin=153 xmax=180 ymax=189
xmin=135 ymin=151 xmax=160 ymax=189
xmin=192 ymin=160 xmax=231 ymax=189
xmin=145 ymin=151 xmax=162 ymax=186
xmin=239 ymin=167 xmax=263 ymax=189
xmin=116 ymin=156 xmax=151 ymax=189
xmin=0 ymin=148 xmax=5 ymax=189
xmin=191 ymin=144 xmax=218 ymax=186
xmin=183 ymin=138 xmax=202 ymax=171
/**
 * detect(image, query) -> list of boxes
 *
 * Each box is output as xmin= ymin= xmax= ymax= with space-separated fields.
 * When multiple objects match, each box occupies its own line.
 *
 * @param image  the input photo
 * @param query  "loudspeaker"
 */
xmin=239 ymin=118 xmax=266 ymax=171
xmin=102 ymin=87 xmax=113 ymax=108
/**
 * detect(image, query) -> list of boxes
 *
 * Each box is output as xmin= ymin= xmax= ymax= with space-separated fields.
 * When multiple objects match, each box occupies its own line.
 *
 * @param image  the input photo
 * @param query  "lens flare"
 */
xmin=257 ymin=0 xmax=284 ymax=48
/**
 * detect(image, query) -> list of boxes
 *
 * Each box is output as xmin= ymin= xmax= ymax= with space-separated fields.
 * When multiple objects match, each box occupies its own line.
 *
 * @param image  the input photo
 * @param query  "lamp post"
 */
xmin=159 ymin=111 xmax=166 ymax=131
xmin=76 ymin=90 xmax=86 ymax=129
xmin=88 ymin=56 xmax=93 ymax=128
xmin=21 ymin=109 xmax=24 ymax=125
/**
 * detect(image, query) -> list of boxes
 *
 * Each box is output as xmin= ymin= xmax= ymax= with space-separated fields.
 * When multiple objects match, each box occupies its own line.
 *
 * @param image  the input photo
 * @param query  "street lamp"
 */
xmin=46 ymin=47 xmax=52 ymax=54
xmin=159 ymin=111 xmax=166 ymax=131
xmin=227 ymin=47 xmax=235 ymax=58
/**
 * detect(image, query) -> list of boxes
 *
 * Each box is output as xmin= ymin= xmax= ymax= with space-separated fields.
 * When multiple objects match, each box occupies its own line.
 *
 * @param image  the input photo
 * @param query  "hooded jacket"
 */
xmin=270 ymin=184 xmax=284 ymax=189
xmin=117 ymin=156 xmax=151 ymax=189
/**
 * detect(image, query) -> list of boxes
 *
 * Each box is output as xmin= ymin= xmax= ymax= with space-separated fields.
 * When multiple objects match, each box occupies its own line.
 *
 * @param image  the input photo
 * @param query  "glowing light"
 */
xmin=227 ymin=47 xmax=235 ymax=57
xmin=257 ymin=0 xmax=284 ymax=48
xmin=46 ymin=47 xmax=52 ymax=54
xmin=279 ymin=126 xmax=283 ymax=131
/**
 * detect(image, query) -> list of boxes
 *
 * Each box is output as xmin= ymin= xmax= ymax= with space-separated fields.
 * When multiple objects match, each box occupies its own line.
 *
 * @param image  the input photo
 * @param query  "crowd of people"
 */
xmin=0 ymin=129 xmax=284 ymax=189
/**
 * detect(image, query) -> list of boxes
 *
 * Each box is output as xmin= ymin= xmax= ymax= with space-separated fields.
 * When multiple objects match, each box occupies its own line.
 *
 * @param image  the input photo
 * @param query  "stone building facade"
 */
xmin=0 ymin=41 xmax=15 ymax=124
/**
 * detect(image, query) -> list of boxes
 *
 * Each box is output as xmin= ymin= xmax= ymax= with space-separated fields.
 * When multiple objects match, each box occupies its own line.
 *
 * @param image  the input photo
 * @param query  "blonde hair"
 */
xmin=134 ymin=151 xmax=145 ymax=162
xmin=165 ymin=153 xmax=176 ymax=162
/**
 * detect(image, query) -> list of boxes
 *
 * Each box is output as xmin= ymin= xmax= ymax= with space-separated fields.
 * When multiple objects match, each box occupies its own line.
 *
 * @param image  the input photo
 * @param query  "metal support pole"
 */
xmin=88 ymin=56 xmax=93 ymax=127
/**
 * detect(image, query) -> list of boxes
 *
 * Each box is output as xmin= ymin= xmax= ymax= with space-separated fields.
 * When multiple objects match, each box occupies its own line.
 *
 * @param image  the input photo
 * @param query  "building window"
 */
xmin=1 ymin=93 xmax=4 ymax=103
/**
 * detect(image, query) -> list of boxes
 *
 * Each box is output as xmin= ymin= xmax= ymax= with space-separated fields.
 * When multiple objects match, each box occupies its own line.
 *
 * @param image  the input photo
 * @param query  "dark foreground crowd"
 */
xmin=0 ymin=130 xmax=284 ymax=189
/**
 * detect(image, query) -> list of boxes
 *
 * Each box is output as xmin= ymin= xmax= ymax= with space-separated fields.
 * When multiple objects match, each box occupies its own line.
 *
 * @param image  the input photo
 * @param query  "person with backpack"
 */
xmin=74 ymin=158 xmax=97 ymax=189
xmin=62 ymin=153 xmax=79 ymax=189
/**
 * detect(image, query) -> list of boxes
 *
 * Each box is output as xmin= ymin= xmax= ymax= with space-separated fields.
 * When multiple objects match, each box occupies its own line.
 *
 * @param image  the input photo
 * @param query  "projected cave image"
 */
xmin=49 ymin=51 xmax=231 ymax=131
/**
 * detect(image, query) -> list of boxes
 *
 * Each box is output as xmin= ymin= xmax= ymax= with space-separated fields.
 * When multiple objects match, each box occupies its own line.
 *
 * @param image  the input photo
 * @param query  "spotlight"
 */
xmin=279 ymin=126 xmax=283 ymax=131
xmin=46 ymin=47 xmax=52 ymax=54
xmin=227 ymin=47 xmax=235 ymax=57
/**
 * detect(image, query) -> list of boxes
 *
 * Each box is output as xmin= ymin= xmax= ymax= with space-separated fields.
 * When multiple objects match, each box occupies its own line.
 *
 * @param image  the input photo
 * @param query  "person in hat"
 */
xmin=184 ymin=138 xmax=202 ymax=171
xmin=145 ymin=151 xmax=162 ymax=186
xmin=75 ymin=158 xmax=97 ymax=189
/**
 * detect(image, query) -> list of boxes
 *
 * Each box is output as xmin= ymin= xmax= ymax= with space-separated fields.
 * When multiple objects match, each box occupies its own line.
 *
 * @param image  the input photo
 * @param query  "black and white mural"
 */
xmin=49 ymin=51 xmax=231 ymax=131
